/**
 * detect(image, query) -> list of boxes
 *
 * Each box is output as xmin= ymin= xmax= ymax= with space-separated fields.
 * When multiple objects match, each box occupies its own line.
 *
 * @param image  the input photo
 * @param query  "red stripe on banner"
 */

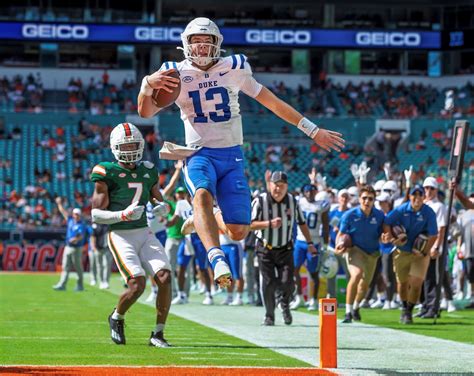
xmin=123 ymin=123 xmax=131 ymax=137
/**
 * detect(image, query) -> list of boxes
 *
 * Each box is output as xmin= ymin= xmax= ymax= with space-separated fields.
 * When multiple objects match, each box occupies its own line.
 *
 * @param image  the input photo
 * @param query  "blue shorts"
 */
xmin=222 ymin=243 xmax=243 ymax=279
xmin=294 ymin=240 xmax=320 ymax=273
xmin=177 ymin=234 xmax=208 ymax=270
xmin=155 ymin=230 xmax=167 ymax=246
xmin=183 ymin=146 xmax=251 ymax=225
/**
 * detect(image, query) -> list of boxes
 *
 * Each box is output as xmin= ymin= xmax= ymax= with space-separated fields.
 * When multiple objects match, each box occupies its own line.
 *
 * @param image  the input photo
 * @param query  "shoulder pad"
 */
xmin=315 ymin=199 xmax=331 ymax=213
xmin=223 ymin=54 xmax=248 ymax=70
xmin=142 ymin=161 xmax=155 ymax=169
xmin=91 ymin=164 xmax=107 ymax=176
xmin=160 ymin=61 xmax=179 ymax=71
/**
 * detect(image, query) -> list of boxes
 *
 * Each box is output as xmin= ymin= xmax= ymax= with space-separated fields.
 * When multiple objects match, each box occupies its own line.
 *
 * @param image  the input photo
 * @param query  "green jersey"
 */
xmin=166 ymin=200 xmax=184 ymax=239
xmin=90 ymin=161 xmax=158 ymax=231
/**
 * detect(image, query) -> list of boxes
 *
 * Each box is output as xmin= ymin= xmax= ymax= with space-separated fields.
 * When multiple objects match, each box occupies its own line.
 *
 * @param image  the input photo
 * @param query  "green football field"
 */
xmin=1 ymin=272 xmax=473 ymax=373
xmin=0 ymin=273 xmax=307 ymax=367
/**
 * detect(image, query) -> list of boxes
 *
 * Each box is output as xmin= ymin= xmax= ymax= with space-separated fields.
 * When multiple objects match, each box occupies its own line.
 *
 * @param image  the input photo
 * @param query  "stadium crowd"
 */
xmin=1 ymin=72 xmax=472 ymax=119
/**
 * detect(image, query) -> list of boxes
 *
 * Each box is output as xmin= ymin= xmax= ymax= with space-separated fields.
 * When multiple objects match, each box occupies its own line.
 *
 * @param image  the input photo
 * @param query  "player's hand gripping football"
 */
xmin=312 ymin=128 xmax=345 ymax=153
xmin=121 ymin=201 xmax=145 ymax=221
xmin=146 ymin=68 xmax=181 ymax=94
xmin=152 ymin=202 xmax=170 ymax=217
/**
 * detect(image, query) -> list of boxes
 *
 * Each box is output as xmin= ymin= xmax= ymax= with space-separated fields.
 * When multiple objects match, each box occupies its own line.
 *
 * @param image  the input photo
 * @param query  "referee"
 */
xmin=250 ymin=171 xmax=316 ymax=326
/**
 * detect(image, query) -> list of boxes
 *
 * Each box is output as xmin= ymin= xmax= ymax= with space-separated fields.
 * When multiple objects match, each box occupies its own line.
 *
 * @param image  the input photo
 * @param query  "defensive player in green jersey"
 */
xmin=91 ymin=122 xmax=172 ymax=348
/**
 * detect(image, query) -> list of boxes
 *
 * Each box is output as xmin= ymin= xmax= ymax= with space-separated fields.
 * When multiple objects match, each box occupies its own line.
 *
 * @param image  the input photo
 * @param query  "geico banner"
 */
xmin=0 ymin=241 xmax=117 ymax=272
xmin=0 ymin=22 xmax=441 ymax=49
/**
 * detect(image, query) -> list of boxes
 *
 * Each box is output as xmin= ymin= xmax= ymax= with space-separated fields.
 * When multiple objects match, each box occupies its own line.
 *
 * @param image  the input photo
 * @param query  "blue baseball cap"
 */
xmin=410 ymin=184 xmax=425 ymax=196
xmin=303 ymin=184 xmax=317 ymax=192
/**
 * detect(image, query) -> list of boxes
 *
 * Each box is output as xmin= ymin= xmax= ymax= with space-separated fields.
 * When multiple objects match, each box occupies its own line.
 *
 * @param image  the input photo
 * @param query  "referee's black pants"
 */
xmin=256 ymin=244 xmax=294 ymax=320
xmin=422 ymin=254 xmax=453 ymax=315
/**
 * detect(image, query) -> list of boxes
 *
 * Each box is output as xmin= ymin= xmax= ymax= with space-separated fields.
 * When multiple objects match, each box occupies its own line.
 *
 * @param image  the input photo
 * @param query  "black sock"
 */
xmin=407 ymin=302 xmax=415 ymax=312
xmin=402 ymin=300 xmax=408 ymax=310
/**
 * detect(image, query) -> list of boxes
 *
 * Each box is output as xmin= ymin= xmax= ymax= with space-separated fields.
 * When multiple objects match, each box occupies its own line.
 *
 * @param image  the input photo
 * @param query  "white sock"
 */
xmin=353 ymin=301 xmax=360 ymax=310
xmin=112 ymin=309 xmax=124 ymax=320
xmin=377 ymin=292 xmax=385 ymax=300
xmin=153 ymin=323 xmax=164 ymax=334
xmin=345 ymin=304 xmax=353 ymax=314
xmin=205 ymin=291 xmax=212 ymax=298
xmin=236 ymin=293 xmax=242 ymax=300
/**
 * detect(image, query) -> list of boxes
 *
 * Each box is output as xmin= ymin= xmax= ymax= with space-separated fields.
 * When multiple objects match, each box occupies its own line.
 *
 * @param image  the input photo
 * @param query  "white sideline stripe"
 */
xmin=105 ymin=275 xmax=474 ymax=373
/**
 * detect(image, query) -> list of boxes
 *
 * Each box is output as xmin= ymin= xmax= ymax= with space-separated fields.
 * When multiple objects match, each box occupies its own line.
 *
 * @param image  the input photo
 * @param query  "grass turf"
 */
xmin=0 ymin=273 xmax=309 ymax=367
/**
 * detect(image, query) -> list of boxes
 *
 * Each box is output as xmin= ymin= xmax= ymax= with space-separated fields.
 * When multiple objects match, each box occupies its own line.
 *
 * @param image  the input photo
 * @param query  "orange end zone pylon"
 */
xmin=319 ymin=298 xmax=337 ymax=368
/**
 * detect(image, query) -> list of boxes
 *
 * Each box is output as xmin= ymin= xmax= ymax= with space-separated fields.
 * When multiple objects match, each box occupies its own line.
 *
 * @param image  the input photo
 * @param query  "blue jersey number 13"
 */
xmin=189 ymin=87 xmax=231 ymax=123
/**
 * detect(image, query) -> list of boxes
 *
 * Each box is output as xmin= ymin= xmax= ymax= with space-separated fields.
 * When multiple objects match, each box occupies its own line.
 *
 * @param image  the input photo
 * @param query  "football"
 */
xmin=337 ymin=233 xmax=352 ymax=249
xmin=413 ymin=233 xmax=429 ymax=255
xmin=151 ymin=70 xmax=181 ymax=108
xmin=392 ymin=225 xmax=408 ymax=244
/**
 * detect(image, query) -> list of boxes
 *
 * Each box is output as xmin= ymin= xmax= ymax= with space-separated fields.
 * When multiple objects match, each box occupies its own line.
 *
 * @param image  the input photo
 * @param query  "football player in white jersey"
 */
xmin=169 ymin=191 xmax=213 ymax=305
xmin=291 ymin=184 xmax=330 ymax=311
xmin=138 ymin=17 xmax=344 ymax=288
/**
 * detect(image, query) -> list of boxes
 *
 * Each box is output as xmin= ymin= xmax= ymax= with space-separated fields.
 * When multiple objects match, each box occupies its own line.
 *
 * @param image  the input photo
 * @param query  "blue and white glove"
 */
xmin=404 ymin=165 xmax=413 ymax=188
xmin=316 ymin=173 xmax=327 ymax=190
xmin=350 ymin=163 xmax=360 ymax=181
xmin=358 ymin=161 xmax=371 ymax=184
xmin=152 ymin=202 xmax=170 ymax=217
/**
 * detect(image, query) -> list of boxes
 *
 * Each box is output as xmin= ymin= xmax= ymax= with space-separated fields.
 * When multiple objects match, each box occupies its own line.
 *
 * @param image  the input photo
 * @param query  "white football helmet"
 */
xmin=374 ymin=179 xmax=386 ymax=192
xmin=110 ymin=123 xmax=144 ymax=163
xmin=178 ymin=17 xmax=224 ymax=67
xmin=382 ymin=180 xmax=400 ymax=200
xmin=320 ymin=252 xmax=338 ymax=279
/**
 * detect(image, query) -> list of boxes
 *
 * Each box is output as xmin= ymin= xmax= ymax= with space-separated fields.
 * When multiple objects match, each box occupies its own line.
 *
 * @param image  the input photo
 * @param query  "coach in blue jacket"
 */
xmin=336 ymin=185 xmax=385 ymax=323
xmin=52 ymin=197 xmax=88 ymax=291
xmin=384 ymin=184 xmax=438 ymax=324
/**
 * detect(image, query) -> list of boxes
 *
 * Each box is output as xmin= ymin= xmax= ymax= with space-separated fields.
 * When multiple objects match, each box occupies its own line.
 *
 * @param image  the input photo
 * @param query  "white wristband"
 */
xmin=297 ymin=117 xmax=319 ymax=138
xmin=139 ymin=76 xmax=153 ymax=96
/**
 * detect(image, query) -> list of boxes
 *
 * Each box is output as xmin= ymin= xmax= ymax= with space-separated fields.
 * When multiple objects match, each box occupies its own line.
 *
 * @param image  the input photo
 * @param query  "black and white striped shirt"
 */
xmin=251 ymin=192 xmax=306 ymax=248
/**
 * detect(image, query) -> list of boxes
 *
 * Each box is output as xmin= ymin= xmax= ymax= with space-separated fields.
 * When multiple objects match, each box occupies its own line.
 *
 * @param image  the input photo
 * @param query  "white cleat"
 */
xmin=289 ymin=295 xmax=305 ymax=310
xmin=180 ymin=215 xmax=195 ymax=235
xmin=90 ymin=279 xmax=97 ymax=287
xmin=221 ymin=295 xmax=233 ymax=305
xmin=447 ymin=301 xmax=457 ymax=313
xmin=307 ymin=298 xmax=317 ymax=311
xmin=382 ymin=300 xmax=391 ymax=310
xmin=145 ymin=291 xmax=158 ymax=303
xmin=230 ymin=297 xmax=243 ymax=306
xmin=171 ymin=295 xmax=188 ymax=305
xmin=370 ymin=299 xmax=384 ymax=309
xmin=214 ymin=260 xmax=232 ymax=288
xmin=440 ymin=298 xmax=448 ymax=310
xmin=202 ymin=296 xmax=214 ymax=305
xmin=389 ymin=300 xmax=400 ymax=309
xmin=99 ymin=281 xmax=110 ymax=290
